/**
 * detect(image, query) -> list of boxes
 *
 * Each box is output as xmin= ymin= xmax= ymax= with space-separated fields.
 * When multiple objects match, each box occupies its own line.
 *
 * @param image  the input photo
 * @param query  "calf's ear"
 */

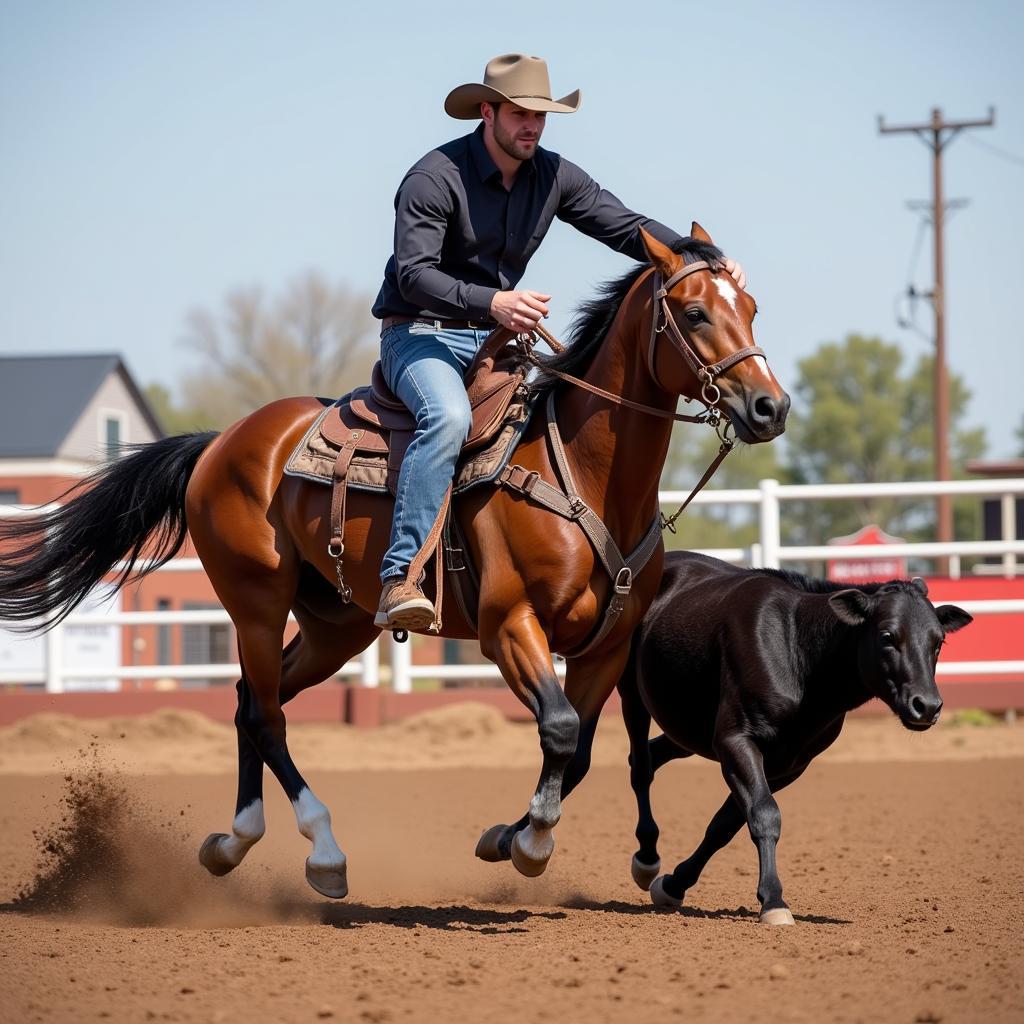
xmin=828 ymin=589 xmax=873 ymax=626
xmin=911 ymin=577 xmax=928 ymax=596
xmin=936 ymin=604 xmax=973 ymax=634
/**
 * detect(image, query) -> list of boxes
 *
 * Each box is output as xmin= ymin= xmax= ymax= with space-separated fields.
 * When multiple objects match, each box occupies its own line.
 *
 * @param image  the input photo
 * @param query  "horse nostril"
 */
xmin=753 ymin=395 xmax=779 ymax=423
xmin=910 ymin=695 xmax=927 ymax=720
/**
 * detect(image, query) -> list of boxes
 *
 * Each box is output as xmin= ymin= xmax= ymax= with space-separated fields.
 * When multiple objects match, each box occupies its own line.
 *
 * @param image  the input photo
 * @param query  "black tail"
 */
xmin=0 ymin=432 xmax=218 ymax=631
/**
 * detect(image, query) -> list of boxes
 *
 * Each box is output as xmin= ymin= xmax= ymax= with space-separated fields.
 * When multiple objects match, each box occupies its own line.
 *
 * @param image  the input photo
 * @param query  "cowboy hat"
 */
xmin=444 ymin=54 xmax=581 ymax=120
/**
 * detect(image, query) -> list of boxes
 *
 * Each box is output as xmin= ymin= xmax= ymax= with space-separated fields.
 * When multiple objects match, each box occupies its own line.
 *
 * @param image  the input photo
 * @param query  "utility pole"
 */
xmin=878 ymin=106 xmax=995 ymax=568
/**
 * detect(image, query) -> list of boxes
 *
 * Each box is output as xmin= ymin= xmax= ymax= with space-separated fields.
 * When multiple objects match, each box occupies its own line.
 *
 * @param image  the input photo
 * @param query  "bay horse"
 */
xmin=619 ymin=551 xmax=972 ymax=924
xmin=0 ymin=226 xmax=788 ymax=899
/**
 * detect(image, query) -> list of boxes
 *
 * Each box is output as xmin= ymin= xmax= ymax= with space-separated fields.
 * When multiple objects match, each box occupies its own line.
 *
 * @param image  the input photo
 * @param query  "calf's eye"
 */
xmin=880 ymin=631 xmax=894 ymax=646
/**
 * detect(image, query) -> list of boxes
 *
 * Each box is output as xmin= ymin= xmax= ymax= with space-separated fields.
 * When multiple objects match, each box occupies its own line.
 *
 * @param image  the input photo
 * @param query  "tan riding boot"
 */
xmin=374 ymin=577 xmax=436 ymax=631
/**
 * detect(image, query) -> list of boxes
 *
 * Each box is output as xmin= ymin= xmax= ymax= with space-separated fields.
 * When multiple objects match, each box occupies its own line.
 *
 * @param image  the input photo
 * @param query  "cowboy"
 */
xmin=372 ymin=54 xmax=745 ymax=631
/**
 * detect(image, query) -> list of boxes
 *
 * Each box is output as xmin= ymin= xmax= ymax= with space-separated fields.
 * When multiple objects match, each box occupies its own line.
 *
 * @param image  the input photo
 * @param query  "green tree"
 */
xmin=151 ymin=271 xmax=377 ymax=431
xmin=784 ymin=334 xmax=986 ymax=543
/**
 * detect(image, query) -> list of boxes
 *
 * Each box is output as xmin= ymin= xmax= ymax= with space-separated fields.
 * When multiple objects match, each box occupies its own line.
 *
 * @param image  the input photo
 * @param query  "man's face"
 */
xmin=488 ymin=103 xmax=546 ymax=161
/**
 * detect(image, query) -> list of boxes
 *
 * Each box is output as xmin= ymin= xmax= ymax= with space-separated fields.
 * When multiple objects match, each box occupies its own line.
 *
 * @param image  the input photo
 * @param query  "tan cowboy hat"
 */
xmin=444 ymin=54 xmax=581 ymax=120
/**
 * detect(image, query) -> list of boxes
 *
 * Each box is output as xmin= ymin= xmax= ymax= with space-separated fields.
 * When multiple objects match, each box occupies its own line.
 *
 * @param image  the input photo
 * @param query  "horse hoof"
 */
xmin=649 ymin=875 xmax=683 ymax=910
xmin=475 ymin=824 xmax=512 ymax=862
xmin=510 ymin=826 xmax=554 ymax=878
xmin=631 ymin=854 xmax=661 ymax=891
xmin=305 ymin=857 xmax=348 ymax=899
xmin=759 ymin=907 xmax=795 ymax=926
xmin=198 ymin=833 xmax=236 ymax=877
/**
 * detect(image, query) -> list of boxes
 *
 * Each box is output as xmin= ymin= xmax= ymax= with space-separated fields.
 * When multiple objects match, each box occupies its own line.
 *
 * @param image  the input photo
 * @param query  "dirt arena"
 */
xmin=1 ymin=703 xmax=1022 ymax=1024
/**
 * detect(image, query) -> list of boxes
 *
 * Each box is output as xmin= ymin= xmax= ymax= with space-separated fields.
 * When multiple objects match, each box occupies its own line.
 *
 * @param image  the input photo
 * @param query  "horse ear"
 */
xmin=641 ymin=227 xmax=679 ymax=275
xmin=690 ymin=221 xmax=714 ymax=244
xmin=911 ymin=576 xmax=928 ymax=596
xmin=935 ymin=604 xmax=973 ymax=634
xmin=828 ymin=589 xmax=873 ymax=626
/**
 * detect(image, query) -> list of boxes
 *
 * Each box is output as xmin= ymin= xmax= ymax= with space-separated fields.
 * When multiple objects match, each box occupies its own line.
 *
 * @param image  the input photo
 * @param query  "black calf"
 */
xmin=618 ymin=551 xmax=972 ymax=924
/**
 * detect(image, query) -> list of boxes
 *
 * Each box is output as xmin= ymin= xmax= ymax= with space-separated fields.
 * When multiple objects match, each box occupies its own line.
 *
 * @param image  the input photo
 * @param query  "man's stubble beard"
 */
xmin=493 ymin=118 xmax=539 ymax=162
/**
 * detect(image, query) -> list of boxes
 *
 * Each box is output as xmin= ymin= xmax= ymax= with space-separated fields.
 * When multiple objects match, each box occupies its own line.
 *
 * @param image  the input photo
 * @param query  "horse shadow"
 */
xmin=314 ymin=901 xmax=568 ymax=934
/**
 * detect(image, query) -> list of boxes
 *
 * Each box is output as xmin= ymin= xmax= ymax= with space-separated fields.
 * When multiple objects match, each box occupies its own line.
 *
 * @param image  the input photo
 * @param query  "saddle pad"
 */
xmin=283 ymin=391 xmax=535 ymax=496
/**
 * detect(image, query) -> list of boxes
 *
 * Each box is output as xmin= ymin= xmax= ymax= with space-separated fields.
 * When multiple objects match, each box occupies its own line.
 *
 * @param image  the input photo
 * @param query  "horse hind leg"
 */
xmin=199 ymin=674 xmax=270 ymax=877
xmin=201 ymin=590 xmax=379 ymax=898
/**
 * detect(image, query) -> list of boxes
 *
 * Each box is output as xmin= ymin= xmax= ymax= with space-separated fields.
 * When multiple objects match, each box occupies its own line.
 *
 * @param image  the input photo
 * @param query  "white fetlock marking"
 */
xmin=516 ymin=823 xmax=555 ymax=864
xmin=650 ymin=875 xmax=683 ymax=910
xmin=218 ymin=799 xmax=265 ymax=866
xmin=292 ymin=787 xmax=346 ymax=869
xmin=759 ymin=907 xmax=795 ymax=926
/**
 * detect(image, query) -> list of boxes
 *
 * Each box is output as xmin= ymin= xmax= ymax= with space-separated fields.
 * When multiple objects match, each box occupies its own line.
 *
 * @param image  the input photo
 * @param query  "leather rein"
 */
xmin=522 ymin=260 xmax=767 ymax=532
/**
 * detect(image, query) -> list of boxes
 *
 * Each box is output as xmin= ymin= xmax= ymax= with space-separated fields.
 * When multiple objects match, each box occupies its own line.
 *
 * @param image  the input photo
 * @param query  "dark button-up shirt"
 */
xmin=372 ymin=124 xmax=683 ymax=321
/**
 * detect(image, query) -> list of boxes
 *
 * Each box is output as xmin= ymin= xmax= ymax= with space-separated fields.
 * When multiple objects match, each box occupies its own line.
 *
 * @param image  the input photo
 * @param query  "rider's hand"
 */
xmin=723 ymin=258 xmax=746 ymax=291
xmin=490 ymin=290 xmax=551 ymax=332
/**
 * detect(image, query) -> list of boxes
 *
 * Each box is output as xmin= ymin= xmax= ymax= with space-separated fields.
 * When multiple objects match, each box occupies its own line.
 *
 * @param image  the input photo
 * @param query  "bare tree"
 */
xmin=178 ymin=272 xmax=377 ymax=428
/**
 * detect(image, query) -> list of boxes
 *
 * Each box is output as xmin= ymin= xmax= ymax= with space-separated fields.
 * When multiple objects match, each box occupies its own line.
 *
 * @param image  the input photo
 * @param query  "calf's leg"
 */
xmin=652 ymin=751 xmax=804 ymax=925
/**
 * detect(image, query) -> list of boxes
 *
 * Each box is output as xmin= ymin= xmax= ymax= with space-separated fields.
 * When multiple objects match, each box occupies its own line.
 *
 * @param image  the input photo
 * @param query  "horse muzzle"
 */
xmin=722 ymin=388 xmax=790 ymax=444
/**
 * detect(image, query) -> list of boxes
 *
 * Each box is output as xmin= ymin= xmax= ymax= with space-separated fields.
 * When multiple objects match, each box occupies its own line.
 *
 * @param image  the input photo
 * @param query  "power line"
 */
xmin=963 ymin=132 xmax=1024 ymax=170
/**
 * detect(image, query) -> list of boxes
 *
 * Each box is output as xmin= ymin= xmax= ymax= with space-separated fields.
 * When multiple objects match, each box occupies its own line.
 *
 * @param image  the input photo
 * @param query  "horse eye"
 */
xmin=684 ymin=308 xmax=706 ymax=325
xmin=880 ymin=631 xmax=895 ymax=646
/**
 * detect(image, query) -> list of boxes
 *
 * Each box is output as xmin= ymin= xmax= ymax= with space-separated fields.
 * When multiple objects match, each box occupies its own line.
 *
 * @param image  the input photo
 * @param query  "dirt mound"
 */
xmin=388 ymin=701 xmax=510 ymax=743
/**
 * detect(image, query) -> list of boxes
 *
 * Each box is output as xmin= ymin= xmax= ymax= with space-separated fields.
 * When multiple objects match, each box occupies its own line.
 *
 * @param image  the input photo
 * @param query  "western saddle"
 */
xmin=321 ymin=326 xmax=529 ymax=627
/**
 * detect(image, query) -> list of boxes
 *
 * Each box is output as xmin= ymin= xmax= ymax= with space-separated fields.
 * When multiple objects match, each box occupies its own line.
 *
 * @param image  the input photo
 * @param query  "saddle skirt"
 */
xmin=284 ymin=328 xmax=534 ymax=495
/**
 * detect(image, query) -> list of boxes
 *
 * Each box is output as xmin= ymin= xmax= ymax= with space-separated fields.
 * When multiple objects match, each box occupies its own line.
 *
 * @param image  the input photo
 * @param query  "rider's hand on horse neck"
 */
xmin=490 ymin=289 xmax=551 ymax=332
xmin=723 ymin=258 xmax=746 ymax=290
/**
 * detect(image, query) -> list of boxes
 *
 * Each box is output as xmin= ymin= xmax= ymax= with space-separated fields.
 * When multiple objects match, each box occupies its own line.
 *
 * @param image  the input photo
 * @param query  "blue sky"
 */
xmin=2 ymin=0 xmax=1022 ymax=456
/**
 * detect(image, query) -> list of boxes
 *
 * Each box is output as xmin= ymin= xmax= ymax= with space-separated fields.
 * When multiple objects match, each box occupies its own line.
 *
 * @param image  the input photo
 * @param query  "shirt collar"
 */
xmin=469 ymin=123 xmax=537 ymax=183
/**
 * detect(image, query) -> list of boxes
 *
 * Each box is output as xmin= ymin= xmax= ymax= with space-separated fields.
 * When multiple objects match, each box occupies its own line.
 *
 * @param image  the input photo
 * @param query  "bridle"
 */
xmin=648 ymin=260 xmax=766 ymax=411
xmin=522 ymin=260 xmax=770 ymax=532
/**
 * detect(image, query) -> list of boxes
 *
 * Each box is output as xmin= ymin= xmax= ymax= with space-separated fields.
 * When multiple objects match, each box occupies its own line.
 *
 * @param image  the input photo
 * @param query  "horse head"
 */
xmin=641 ymin=224 xmax=789 ymax=444
xmin=828 ymin=579 xmax=973 ymax=730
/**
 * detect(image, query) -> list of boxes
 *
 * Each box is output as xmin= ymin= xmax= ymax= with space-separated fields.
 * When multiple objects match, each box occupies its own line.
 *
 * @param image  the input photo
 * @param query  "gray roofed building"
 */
xmin=0 ymin=353 xmax=164 ymax=461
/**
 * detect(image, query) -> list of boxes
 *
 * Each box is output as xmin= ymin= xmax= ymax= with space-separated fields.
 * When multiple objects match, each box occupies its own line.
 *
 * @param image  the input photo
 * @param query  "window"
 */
xmin=0 ymin=489 xmax=20 ymax=505
xmin=156 ymin=598 xmax=172 ymax=667
xmin=182 ymin=601 xmax=233 ymax=686
xmin=105 ymin=416 xmax=121 ymax=460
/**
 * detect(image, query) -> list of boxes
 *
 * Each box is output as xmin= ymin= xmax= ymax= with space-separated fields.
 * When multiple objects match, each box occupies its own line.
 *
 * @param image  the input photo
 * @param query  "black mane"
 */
xmin=530 ymin=237 xmax=724 ymax=396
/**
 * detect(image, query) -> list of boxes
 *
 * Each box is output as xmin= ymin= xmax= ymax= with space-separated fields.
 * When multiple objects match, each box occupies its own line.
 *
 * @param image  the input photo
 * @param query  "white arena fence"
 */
xmin=1 ymin=477 xmax=1022 ymax=696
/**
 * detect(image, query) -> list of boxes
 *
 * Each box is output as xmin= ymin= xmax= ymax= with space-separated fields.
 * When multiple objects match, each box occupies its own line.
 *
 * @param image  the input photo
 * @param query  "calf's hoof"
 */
xmin=475 ymin=824 xmax=512 ymax=862
xmin=305 ymin=856 xmax=348 ymax=899
xmin=759 ymin=907 xmax=795 ymax=926
xmin=631 ymin=854 xmax=661 ymax=891
xmin=198 ymin=833 xmax=236 ymax=877
xmin=649 ymin=875 xmax=683 ymax=910
xmin=510 ymin=825 xmax=554 ymax=878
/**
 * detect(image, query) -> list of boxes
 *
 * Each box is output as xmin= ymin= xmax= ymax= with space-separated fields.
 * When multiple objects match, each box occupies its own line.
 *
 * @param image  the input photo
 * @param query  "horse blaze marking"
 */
xmin=712 ymin=277 xmax=739 ymax=312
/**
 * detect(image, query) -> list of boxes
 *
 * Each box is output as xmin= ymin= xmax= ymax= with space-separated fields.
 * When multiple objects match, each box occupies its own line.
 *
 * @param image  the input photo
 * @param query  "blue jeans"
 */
xmin=378 ymin=321 xmax=491 ymax=583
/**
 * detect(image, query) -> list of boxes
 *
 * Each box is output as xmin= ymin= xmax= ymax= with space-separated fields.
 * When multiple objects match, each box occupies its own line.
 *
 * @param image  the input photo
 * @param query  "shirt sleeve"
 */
xmin=392 ymin=170 xmax=498 ymax=320
xmin=555 ymin=159 xmax=684 ymax=261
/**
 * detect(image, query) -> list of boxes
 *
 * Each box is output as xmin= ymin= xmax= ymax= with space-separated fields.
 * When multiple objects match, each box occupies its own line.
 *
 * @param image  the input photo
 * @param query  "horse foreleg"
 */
xmin=475 ymin=611 xmax=579 ymax=877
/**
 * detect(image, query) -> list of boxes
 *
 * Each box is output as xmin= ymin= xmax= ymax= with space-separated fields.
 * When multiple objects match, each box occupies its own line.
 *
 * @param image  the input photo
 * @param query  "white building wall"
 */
xmin=58 ymin=369 xmax=159 ymax=462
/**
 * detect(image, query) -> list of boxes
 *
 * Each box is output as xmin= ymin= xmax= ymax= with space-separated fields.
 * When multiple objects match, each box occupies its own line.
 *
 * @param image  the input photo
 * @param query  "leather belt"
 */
xmin=380 ymin=315 xmax=494 ymax=334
